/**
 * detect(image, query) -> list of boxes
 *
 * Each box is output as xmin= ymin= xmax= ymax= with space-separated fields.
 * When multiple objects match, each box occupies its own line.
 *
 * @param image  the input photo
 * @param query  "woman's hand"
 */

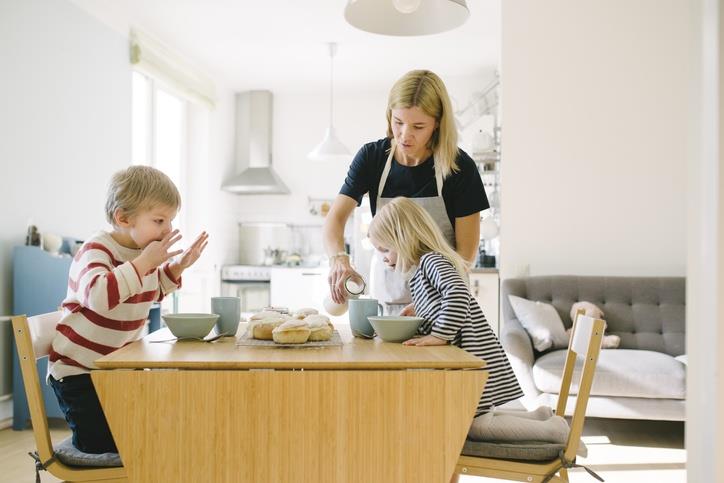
xmin=328 ymin=255 xmax=362 ymax=303
xmin=323 ymin=195 xmax=359 ymax=303
xmin=402 ymin=335 xmax=448 ymax=346
xmin=399 ymin=303 xmax=416 ymax=316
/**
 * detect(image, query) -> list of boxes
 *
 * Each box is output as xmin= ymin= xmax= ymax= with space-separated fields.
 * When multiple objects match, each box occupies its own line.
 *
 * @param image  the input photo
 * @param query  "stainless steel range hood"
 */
xmin=222 ymin=90 xmax=289 ymax=194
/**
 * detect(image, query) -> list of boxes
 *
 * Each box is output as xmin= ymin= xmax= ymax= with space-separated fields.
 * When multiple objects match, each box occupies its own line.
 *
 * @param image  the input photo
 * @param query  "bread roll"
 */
xmin=292 ymin=307 xmax=319 ymax=319
xmin=251 ymin=315 xmax=286 ymax=340
xmin=308 ymin=325 xmax=333 ymax=341
xmin=305 ymin=314 xmax=333 ymax=341
xmin=303 ymin=314 xmax=330 ymax=326
xmin=272 ymin=319 xmax=311 ymax=344
xmin=250 ymin=310 xmax=283 ymax=321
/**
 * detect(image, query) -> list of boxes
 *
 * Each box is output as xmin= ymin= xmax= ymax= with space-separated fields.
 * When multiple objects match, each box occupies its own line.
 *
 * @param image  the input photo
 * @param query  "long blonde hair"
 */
xmin=368 ymin=197 xmax=469 ymax=280
xmin=386 ymin=70 xmax=459 ymax=178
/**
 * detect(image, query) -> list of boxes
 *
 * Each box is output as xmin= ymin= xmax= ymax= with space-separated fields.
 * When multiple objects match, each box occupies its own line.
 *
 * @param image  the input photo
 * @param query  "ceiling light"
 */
xmin=345 ymin=0 xmax=469 ymax=36
xmin=308 ymin=43 xmax=350 ymax=162
xmin=392 ymin=0 xmax=422 ymax=14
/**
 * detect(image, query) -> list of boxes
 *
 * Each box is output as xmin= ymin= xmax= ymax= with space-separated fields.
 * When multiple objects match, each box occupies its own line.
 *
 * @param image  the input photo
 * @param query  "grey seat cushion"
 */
xmin=533 ymin=349 xmax=686 ymax=399
xmin=54 ymin=437 xmax=123 ymax=467
xmin=462 ymin=439 xmax=564 ymax=461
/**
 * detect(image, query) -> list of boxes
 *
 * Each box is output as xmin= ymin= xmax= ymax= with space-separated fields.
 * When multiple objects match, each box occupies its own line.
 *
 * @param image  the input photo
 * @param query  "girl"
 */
xmin=367 ymin=196 xmax=524 ymax=417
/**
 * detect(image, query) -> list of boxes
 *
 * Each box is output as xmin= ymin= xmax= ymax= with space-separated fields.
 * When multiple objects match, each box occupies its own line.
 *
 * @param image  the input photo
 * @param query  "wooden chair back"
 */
xmin=11 ymin=312 xmax=62 ymax=465
xmin=555 ymin=310 xmax=605 ymax=463
xmin=11 ymin=312 xmax=127 ymax=482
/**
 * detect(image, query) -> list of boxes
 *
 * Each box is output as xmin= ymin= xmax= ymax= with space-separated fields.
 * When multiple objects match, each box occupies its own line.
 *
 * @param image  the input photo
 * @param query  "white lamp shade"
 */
xmin=345 ymin=0 xmax=469 ymax=36
xmin=308 ymin=126 xmax=351 ymax=161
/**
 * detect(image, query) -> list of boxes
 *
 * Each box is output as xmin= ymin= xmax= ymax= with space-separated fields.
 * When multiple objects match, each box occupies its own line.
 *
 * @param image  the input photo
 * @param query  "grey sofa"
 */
xmin=501 ymin=276 xmax=686 ymax=421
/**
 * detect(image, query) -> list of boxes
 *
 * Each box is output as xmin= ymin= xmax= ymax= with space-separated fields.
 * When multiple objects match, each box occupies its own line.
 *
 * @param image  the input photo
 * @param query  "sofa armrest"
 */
xmin=501 ymin=317 xmax=534 ymax=366
xmin=501 ymin=317 xmax=541 ymax=404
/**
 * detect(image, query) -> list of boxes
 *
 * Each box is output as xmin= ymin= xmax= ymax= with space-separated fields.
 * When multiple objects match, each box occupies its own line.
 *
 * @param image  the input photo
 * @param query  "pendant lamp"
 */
xmin=344 ymin=0 xmax=469 ymax=36
xmin=308 ymin=43 xmax=350 ymax=161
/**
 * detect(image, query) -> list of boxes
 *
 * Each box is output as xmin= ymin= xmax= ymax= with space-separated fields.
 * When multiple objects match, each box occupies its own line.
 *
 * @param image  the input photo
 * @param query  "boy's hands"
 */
xmin=173 ymin=231 xmax=209 ymax=270
xmin=132 ymin=230 xmax=183 ymax=276
xmin=402 ymin=335 xmax=448 ymax=346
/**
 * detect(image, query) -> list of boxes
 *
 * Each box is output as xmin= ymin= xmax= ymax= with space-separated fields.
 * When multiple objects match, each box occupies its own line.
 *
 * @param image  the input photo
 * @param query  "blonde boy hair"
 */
xmin=386 ymin=70 xmax=459 ymax=179
xmin=105 ymin=166 xmax=181 ymax=225
xmin=368 ymin=197 xmax=469 ymax=280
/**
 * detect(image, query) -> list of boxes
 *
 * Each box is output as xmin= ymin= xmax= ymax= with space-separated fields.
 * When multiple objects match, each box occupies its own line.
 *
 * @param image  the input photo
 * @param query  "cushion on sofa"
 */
xmin=532 ymin=349 xmax=686 ymax=399
xmin=508 ymin=295 xmax=569 ymax=351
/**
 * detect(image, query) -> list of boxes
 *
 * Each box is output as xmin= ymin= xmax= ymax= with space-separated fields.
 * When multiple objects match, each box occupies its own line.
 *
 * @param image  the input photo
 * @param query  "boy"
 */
xmin=48 ymin=165 xmax=209 ymax=454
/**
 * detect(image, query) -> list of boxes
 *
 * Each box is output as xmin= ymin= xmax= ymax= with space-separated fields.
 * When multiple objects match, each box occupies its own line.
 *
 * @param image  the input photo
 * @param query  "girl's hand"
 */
xmin=399 ymin=303 xmax=416 ymax=316
xmin=402 ymin=335 xmax=448 ymax=346
xmin=175 ymin=231 xmax=209 ymax=269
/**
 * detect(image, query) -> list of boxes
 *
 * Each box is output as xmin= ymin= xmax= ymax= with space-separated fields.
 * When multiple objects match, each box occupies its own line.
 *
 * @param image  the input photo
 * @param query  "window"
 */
xmin=131 ymin=70 xmax=187 ymax=236
xmin=132 ymin=70 xmax=189 ymax=314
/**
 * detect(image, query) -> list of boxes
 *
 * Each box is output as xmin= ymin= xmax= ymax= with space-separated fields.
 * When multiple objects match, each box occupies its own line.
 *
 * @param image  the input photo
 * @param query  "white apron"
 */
xmin=369 ymin=140 xmax=456 ymax=315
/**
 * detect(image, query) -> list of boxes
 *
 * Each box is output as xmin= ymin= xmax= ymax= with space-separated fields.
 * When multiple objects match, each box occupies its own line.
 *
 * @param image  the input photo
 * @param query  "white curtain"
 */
xmin=129 ymin=29 xmax=216 ymax=109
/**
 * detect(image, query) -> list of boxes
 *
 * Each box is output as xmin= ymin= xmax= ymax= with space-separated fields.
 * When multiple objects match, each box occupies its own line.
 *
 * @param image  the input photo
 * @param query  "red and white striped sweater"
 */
xmin=49 ymin=231 xmax=181 ymax=380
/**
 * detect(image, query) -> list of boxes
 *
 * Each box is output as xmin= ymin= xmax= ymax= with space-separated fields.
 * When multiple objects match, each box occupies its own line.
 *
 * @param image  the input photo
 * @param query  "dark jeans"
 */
xmin=49 ymin=374 xmax=117 ymax=454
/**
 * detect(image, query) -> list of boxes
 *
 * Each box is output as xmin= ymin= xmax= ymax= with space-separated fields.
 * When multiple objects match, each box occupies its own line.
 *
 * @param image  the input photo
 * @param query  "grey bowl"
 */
xmin=367 ymin=316 xmax=424 ymax=343
xmin=162 ymin=313 xmax=219 ymax=339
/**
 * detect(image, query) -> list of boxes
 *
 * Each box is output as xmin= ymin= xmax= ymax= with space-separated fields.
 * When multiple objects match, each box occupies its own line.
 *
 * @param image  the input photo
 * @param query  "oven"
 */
xmin=220 ymin=265 xmax=271 ymax=313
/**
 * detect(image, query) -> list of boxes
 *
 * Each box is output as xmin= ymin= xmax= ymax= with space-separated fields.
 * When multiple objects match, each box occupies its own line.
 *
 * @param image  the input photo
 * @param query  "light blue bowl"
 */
xmin=367 ymin=316 xmax=424 ymax=343
xmin=162 ymin=313 xmax=219 ymax=339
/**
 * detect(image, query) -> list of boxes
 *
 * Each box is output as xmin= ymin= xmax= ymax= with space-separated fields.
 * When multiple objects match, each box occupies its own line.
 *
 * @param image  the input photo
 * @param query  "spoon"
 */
xmin=150 ymin=333 xmax=230 ymax=344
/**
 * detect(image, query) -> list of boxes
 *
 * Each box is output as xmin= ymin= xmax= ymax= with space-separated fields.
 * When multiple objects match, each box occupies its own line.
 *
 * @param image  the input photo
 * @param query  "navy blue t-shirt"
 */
xmin=339 ymin=138 xmax=489 ymax=227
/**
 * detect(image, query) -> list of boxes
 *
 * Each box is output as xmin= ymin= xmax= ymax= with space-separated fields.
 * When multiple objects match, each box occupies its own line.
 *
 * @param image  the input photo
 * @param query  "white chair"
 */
xmin=12 ymin=312 xmax=127 ymax=482
xmin=455 ymin=311 xmax=605 ymax=482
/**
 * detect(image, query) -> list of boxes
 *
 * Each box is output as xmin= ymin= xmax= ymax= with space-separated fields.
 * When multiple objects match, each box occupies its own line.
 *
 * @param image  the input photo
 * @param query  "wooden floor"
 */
xmin=0 ymin=418 xmax=685 ymax=483
xmin=0 ymin=419 xmax=71 ymax=483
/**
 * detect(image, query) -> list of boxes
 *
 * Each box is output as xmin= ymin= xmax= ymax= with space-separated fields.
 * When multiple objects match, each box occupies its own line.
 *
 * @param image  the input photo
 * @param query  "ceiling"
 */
xmin=71 ymin=0 xmax=500 ymax=93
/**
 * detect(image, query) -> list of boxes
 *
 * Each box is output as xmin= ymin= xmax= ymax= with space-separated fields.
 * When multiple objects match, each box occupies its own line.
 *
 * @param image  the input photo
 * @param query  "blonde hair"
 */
xmin=105 ymin=166 xmax=181 ymax=225
xmin=368 ymin=197 xmax=469 ymax=280
xmin=386 ymin=70 xmax=459 ymax=178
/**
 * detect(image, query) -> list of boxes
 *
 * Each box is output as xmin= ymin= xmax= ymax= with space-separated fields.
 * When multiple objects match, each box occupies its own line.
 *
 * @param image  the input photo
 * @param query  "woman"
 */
xmin=323 ymin=69 xmax=489 ymax=315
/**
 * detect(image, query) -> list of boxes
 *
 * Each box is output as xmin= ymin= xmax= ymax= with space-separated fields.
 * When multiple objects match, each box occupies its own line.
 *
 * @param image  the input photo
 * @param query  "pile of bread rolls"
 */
xmin=248 ymin=308 xmax=334 ymax=344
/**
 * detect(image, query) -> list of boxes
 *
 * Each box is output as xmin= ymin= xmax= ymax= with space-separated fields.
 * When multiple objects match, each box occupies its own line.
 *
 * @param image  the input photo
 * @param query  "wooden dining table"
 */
xmin=92 ymin=324 xmax=488 ymax=483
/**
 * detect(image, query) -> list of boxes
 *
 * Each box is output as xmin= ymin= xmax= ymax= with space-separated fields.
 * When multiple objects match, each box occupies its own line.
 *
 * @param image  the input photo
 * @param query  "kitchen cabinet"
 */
xmin=469 ymin=270 xmax=499 ymax=336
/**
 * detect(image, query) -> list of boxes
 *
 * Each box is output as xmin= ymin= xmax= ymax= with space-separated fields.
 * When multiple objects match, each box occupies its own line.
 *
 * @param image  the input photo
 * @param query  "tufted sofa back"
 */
xmin=501 ymin=276 xmax=685 ymax=356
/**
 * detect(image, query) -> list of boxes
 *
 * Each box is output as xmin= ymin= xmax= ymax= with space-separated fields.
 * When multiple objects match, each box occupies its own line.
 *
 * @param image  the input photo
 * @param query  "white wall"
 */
xmin=687 ymin=0 xmax=724 ymax=480
xmin=0 ymin=0 xmax=131 ymax=421
xmin=499 ymin=0 xmax=694 ymax=279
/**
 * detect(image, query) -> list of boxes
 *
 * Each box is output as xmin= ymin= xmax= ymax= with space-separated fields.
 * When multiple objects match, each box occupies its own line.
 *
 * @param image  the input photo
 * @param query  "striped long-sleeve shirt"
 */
xmin=410 ymin=252 xmax=523 ymax=416
xmin=49 ymin=231 xmax=181 ymax=380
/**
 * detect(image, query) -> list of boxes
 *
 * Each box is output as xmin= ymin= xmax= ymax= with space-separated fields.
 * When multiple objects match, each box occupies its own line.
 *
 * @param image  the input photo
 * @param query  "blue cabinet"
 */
xmin=11 ymin=245 xmax=161 ymax=430
xmin=12 ymin=246 xmax=70 ymax=429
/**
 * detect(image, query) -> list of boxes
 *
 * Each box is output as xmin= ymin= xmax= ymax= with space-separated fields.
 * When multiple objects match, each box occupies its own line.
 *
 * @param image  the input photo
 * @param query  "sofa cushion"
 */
xmin=508 ymin=295 xmax=569 ymax=351
xmin=532 ymin=349 xmax=686 ymax=399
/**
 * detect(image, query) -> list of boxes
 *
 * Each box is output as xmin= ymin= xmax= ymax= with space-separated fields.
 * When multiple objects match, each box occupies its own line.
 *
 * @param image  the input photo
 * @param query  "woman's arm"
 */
xmin=455 ymin=211 xmax=481 ymax=264
xmin=323 ymin=194 xmax=363 ymax=303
